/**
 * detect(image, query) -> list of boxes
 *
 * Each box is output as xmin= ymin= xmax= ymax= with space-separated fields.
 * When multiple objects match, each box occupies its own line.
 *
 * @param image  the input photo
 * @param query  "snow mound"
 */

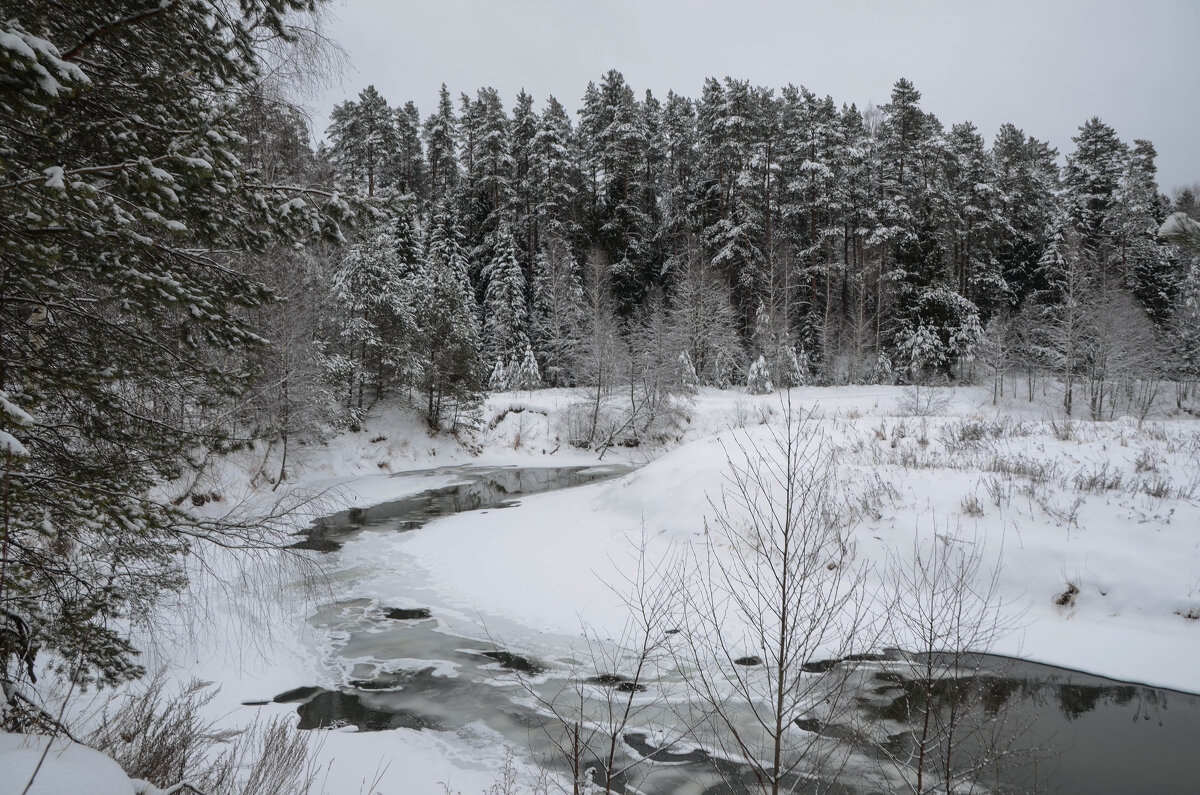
xmin=0 ymin=734 xmax=136 ymax=795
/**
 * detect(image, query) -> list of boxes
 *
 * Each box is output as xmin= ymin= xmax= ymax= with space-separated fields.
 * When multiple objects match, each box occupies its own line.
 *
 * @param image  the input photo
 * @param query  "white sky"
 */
xmin=307 ymin=0 xmax=1199 ymax=191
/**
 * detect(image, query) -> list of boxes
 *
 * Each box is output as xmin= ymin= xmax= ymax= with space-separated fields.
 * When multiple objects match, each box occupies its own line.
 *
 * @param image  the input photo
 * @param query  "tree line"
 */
xmin=314 ymin=71 xmax=1200 ymax=427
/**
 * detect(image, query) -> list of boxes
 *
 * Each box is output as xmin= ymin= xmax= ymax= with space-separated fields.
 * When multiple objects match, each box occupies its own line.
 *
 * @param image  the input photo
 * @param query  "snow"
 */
xmin=297 ymin=386 xmax=1200 ymax=693
xmin=0 ymin=734 xmax=137 ymax=795
xmin=3 ymin=386 xmax=41 ymax=428
xmin=9 ymin=385 xmax=1200 ymax=793
xmin=0 ymin=430 xmax=29 ymax=457
xmin=0 ymin=26 xmax=88 ymax=96
xmin=41 ymin=166 xmax=65 ymax=191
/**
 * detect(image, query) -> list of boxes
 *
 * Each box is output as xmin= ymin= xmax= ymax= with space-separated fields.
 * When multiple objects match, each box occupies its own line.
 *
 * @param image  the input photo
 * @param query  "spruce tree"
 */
xmin=532 ymin=96 xmax=579 ymax=243
xmin=1119 ymin=140 xmax=1176 ymax=322
xmin=594 ymin=70 xmax=653 ymax=312
xmin=470 ymin=87 xmax=513 ymax=218
xmin=509 ymin=344 xmax=542 ymax=391
xmin=1064 ymin=117 xmax=1128 ymax=279
xmin=746 ymin=355 xmax=774 ymax=394
xmin=331 ymin=220 xmax=417 ymax=410
xmin=483 ymin=224 xmax=530 ymax=363
xmin=0 ymin=0 xmax=349 ymax=692
xmin=394 ymin=100 xmax=428 ymax=200
xmin=991 ymin=124 xmax=1060 ymax=304
xmin=531 ymin=238 xmax=586 ymax=386
xmin=418 ymin=202 xmax=485 ymax=425
xmin=945 ymin=121 xmax=1006 ymax=313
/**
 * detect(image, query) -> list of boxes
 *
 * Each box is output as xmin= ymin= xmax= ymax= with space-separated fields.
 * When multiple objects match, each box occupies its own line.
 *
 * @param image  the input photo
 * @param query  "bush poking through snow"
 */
xmin=1049 ymin=415 xmax=1076 ymax=441
xmin=895 ymin=385 xmax=952 ymax=417
xmin=1054 ymin=583 xmax=1080 ymax=608
xmin=1134 ymin=448 xmax=1159 ymax=473
xmin=960 ymin=494 xmax=985 ymax=517
xmin=938 ymin=417 xmax=1032 ymax=450
xmin=1072 ymin=463 xmax=1123 ymax=493
xmin=87 ymin=672 xmax=318 ymax=795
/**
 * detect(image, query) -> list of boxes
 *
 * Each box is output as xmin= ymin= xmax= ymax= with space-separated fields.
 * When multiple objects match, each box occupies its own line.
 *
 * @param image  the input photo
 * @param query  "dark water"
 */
xmin=858 ymin=653 xmax=1200 ymax=794
xmin=274 ymin=466 xmax=1200 ymax=793
xmin=293 ymin=464 xmax=629 ymax=551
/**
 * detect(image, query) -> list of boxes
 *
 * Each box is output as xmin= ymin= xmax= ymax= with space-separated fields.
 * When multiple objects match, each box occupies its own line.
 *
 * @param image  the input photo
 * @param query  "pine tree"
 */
xmin=876 ymin=78 xmax=934 ymax=352
xmin=699 ymin=77 xmax=766 ymax=330
xmin=423 ymin=84 xmax=459 ymax=203
xmin=0 ymin=0 xmax=351 ymax=692
xmin=577 ymin=81 xmax=605 ymax=242
xmin=836 ymin=102 xmax=884 ymax=380
xmin=510 ymin=89 xmax=540 ymax=266
xmin=639 ymin=89 xmax=668 ymax=275
xmin=327 ymin=85 xmax=398 ymax=197
xmin=660 ymin=92 xmax=701 ymax=277
xmin=779 ymin=85 xmax=839 ymax=358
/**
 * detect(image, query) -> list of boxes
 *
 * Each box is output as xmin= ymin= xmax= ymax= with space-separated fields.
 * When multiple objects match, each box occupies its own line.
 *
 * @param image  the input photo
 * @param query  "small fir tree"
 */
xmin=509 ymin=344 xmax=542 ymax=391
xmin=746 ymin=355 xmax=774 ymax=394
xmin=488 ymin=358 xmax=509 ymax=392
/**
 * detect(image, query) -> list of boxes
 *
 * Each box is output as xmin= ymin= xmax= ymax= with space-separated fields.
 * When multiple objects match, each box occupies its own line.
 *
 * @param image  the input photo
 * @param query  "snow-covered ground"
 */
xmin=9 ymin=385 xmax=1198 ymax=794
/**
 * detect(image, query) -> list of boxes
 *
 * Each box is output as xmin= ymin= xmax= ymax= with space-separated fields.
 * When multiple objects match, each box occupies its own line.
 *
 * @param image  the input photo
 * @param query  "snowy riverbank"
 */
xmin=13 ymin=385 xmax=1199 ymax=794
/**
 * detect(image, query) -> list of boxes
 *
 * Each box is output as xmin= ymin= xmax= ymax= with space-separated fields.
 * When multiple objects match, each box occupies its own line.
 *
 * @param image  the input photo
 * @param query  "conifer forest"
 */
xmin=3 ymin=2 xmax=1200 ymax=794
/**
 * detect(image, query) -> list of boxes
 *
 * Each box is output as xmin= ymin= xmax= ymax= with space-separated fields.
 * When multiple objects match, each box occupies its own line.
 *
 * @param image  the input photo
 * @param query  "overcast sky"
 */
xmin=306 ymin=0 xmax=1199 ymax=191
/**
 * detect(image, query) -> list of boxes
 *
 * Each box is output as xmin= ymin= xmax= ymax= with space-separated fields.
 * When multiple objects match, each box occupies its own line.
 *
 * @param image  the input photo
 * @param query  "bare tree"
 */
xmin=1032 ymin=233 xmax=1094 ymax=416
xmin=571 ymin=248 xmax=627 ymax=448
xmin=874 ymin=531 xmax=1027 ymax=795
xmin=1084 ymin=291 xmax=1165 ymax=421
xmin=673 ymin=401 xmax=871 ymax=794
xmin=667 ymin=252 xmax=744 ymax=387
xmin=514 ymin=537 xmax=680 ymax=794
xmin=977 ymin=312 xmax=1017 ymax=404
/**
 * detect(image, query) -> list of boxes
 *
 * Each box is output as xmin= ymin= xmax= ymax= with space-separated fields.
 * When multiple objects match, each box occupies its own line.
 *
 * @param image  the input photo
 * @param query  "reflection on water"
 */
xmin=857 ymin=653 xmax=1199 ymax=794
xmin=276 ymin=468 xmax=1200 ymax=794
